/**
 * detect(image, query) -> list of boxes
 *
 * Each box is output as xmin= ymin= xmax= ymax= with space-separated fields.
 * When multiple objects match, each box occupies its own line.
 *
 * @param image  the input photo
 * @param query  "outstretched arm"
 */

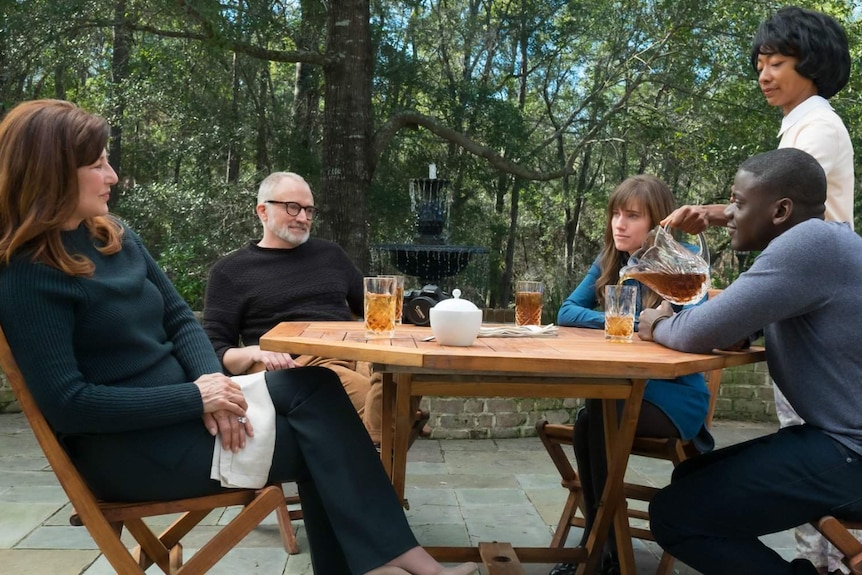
xmin=222 ymin=345 xmax=296 ymax=375
xmin=661 ymin=204 xmax=729 ymax=234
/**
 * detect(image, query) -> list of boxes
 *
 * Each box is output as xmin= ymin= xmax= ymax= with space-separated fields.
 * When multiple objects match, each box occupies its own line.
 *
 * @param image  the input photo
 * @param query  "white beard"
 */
xmin=273 ymin=223 xmax=310 ymax=247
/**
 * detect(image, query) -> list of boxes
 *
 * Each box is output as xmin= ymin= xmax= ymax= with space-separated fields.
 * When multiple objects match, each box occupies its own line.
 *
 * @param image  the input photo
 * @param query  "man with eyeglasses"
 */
xmin=202 ymin=171 xmax=380 ymax=438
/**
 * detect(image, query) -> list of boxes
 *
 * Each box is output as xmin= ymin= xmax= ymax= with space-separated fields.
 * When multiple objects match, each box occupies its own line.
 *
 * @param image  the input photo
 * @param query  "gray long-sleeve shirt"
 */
xmin=653 ymin=219 xmax=862 ymax=455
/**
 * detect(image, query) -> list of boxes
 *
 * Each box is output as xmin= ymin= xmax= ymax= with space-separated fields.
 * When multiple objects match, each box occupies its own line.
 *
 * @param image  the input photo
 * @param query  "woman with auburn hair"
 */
xmin=551 ymin=175 xmax=711 ymax=575
xmin=0 ymin=99 xmax=477 ymax=575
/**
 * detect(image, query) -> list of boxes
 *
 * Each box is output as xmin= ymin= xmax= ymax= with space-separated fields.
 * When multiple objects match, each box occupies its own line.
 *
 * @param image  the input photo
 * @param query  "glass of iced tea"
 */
xmin=515 ymin=280 xmax=544 ymax=326
xmin=364 ymin=276 xmax=396 ymax=339
xmin=380 ymin=275 xmax=405 ymax=325
xmin=604 ymin=284 xmax=637 ymax=342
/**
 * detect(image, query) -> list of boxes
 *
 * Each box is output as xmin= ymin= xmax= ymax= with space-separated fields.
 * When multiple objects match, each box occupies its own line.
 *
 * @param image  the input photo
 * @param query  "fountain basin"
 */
xmin=376 ymin=243 xmax=489 ymax=285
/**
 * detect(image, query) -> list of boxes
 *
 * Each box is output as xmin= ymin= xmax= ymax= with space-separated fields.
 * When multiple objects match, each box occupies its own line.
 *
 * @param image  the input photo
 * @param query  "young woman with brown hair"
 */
xmin=553 ymin=175 xmax=711 ymax=575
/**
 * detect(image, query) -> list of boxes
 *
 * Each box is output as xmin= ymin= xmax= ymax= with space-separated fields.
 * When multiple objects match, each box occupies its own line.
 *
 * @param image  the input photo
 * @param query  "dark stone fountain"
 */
xmin=373 ymin=166 xmax=488 ymax=319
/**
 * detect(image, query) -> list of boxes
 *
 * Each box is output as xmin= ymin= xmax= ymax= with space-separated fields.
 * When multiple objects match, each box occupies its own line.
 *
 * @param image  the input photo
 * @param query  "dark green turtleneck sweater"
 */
xmin=0 ymin=221 xmax=221 ymax=438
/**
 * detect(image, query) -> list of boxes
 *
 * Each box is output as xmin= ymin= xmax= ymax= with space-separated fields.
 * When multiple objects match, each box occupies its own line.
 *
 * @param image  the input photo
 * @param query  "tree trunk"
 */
xmin=109 ymin=0 xmax=129 ymax=207
xmin=226 ymin=51 xmax=241 ymax=183
xmin=255 ymin=67 xmax=270 ymax=174
xmin=565 ymin=145 xmax=591 ymax=279
xmin=501 ymin=179 xmax=521 ymax=306
xmin=290 ymin=0 xmax=325 ymax=176
xmin=319 ymin=0 xmax=374 ymax=272
xmin=487 ymin=172 xmax=509 ymax=308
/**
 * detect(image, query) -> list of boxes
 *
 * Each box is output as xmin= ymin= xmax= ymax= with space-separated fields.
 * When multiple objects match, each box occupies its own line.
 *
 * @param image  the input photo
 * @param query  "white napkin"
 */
xmin=210 ymin=371 xmax=276 ymax=489
xmin=477 ymin=324 xmax=559 ymax=338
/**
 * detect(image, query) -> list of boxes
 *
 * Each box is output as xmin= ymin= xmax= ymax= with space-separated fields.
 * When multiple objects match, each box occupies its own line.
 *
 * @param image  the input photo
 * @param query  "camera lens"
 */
xmin=403 ymin=296 xmax=436 ymax=326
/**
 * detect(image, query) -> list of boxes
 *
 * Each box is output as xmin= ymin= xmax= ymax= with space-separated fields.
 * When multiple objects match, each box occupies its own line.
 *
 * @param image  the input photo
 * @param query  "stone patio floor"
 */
xmin=0 ymin=413 xmax=789 ymax=574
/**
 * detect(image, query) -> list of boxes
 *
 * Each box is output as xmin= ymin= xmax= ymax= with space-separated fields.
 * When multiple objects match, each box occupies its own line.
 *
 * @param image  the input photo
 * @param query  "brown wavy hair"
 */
xmin=0 ymin=100 xmax=123 ymax=276
xmin=595 ymin=175 xmax=675 ymax=309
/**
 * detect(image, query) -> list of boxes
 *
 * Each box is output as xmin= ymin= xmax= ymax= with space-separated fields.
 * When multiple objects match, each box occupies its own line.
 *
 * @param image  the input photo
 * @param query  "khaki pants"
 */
xmin=293 ymin=355 xmax=373 ymax=418
xmin=360 ymin=372 xmax=425 ymax=445
xmin=361 ymin=371 xmax=384 ymax=444
xmin=253 ymin=355 xmax=382 ymax=441
xmin=258 ymin=357 xmax=422 ymax=445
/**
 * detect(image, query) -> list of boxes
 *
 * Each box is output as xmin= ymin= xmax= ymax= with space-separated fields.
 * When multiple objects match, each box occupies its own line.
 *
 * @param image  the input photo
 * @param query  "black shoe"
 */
xmin=548 ymin=562 xmax=579 ymax=575
xmin=599 ymin=551 xmax=620 ymax=575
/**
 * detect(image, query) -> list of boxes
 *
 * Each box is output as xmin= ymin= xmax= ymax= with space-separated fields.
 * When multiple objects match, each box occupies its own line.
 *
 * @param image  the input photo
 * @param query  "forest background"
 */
xmin=3 ymin=0 xmax=861 ymax=316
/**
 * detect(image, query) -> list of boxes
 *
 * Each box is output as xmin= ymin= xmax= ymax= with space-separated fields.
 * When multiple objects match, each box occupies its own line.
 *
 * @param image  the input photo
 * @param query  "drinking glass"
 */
xmin=604 ymin=284 xmax=637 ymax=342
xmin=515 ymin=280 xmax=544 ymax=326
xmin=364 ymin=276 xmax=396 ymax=338
xmin=380 ymin=275 xmax=405 ymax=325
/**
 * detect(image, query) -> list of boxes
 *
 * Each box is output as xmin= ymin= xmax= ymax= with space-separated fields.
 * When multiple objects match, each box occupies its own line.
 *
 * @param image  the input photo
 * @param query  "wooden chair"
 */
xmin=0 ymin=324 xmax=299 ymax=574
xmin=536 ymin=288 xmax=726 ymax=574
xmin=536 ymin=366 xmax=723 ymax=575
xmin=813 ymin=516 xmax=862 ymax=575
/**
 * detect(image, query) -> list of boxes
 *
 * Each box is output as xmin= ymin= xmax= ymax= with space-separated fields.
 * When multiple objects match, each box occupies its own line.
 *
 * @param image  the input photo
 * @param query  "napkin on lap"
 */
xmin=210 ymin=371 xmax=276 ymax=488
xmin=477 ymin=324 xmax=559 ymax=338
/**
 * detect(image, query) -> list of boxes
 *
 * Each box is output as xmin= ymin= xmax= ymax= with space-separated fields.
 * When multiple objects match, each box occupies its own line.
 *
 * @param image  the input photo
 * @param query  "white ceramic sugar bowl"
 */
xmin=429 ymin=289 xmax=482 ymax=346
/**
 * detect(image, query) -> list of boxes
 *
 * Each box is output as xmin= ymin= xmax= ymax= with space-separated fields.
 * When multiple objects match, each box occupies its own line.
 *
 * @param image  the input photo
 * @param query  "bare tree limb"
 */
xmin=375 ymin=111 xmax=572 ymax=181
xmin=125 ymin=23 xmax=325 ymax=64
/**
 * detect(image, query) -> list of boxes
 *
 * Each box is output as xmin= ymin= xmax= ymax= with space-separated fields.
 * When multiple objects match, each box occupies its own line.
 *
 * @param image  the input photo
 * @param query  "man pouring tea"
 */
xmin=638 ymin=147 xmax=862 ymax=575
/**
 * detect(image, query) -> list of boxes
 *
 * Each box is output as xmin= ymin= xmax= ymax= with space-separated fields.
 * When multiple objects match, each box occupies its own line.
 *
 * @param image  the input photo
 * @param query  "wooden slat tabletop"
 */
xmin=260 ymin=321 xmax=765 ymax=379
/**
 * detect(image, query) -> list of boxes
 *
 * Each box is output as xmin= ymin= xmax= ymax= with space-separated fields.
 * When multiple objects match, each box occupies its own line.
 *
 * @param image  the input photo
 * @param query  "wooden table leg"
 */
xmin=380 ymin=373 xmax=395 ymax=480
xmin=389 ymin=373 xmax=414 ymax=505
xmin=604 ymin=388 xmax=637 ymax=575
xmin=576 ymin=379 xmax=646 ymax=575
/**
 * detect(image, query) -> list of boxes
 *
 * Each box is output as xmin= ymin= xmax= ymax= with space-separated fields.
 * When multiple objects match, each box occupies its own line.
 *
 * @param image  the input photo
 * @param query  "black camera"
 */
xmin=402 ymin=284 xmax=451 ymax=326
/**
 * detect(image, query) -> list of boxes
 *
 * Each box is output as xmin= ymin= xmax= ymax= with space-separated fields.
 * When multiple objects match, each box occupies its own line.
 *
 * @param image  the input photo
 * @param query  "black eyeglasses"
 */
xmin=265 ymin=200 xmax=319 ymax=220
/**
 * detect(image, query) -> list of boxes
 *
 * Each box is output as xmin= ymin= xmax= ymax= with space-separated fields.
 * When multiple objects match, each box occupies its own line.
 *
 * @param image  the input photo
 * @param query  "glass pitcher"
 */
xmin=618 ymin=225 xmax=710 ymax=305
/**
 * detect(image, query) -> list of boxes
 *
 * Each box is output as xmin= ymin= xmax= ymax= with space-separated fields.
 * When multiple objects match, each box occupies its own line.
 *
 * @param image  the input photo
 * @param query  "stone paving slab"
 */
xmin=0 ymin=549 xmax=99 ymax=575
xmin=0 ymin=502 xmax=68 ymax=548
xmin=0 ymin=412 xmax=788 ymax=575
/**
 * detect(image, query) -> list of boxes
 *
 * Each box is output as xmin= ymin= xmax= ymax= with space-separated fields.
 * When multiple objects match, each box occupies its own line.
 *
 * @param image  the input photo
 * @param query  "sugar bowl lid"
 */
xmin=433 ymin=289 xmax=479 ymax=312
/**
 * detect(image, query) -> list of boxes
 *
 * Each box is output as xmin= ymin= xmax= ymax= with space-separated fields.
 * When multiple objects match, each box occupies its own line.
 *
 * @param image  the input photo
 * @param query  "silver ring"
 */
xmin=236 ymin=416 xmax=248 ymax=424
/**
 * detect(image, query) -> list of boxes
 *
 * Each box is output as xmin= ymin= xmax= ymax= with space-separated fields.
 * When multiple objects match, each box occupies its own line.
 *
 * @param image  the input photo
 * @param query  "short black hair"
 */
xmin=750 ymin=6 xmax=850 ymax=99
xmin=738 ymin=148 xmax=826 ymax=212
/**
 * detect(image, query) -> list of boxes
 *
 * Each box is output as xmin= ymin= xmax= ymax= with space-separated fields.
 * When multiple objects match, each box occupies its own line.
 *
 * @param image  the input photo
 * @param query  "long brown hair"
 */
xmin=595 ymin=174 xmax=675 ymax=309
xmin=0 ymin=100 xmax=123 ymax=276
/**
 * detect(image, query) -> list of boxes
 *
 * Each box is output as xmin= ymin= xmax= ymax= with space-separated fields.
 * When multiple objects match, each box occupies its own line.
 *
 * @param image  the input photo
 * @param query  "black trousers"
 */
xmin=71 ymin=366 xmax=417 ymax=574
xmin=573 ymin=398 xmax=679 ymax=553
xmin=650 ymin=424 xmax=862 ymax=575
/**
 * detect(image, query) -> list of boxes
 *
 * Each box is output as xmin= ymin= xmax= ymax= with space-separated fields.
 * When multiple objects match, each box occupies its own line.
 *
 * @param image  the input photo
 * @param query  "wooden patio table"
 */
xmin=260 ymin=321 xmax=765 ymax=575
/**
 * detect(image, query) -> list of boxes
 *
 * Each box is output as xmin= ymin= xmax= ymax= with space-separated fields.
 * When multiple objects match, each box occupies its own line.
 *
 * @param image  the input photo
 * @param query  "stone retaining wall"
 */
xmin=0 ymin=371 xmax=14 ymax=414
xmin=419 ymin=361 xmax=775 ymax=439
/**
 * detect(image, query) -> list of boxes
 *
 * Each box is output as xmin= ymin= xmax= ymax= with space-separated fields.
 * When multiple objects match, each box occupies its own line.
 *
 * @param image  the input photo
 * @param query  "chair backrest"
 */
xmin=0 ymin=322 xmax=300 ymax=572
xmin=0 ymin=324 xmax=146 ymax=571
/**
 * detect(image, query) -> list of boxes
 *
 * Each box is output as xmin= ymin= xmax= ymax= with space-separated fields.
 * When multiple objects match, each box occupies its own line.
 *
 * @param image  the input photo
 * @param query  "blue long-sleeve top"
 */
xmin=557 ymin=257 xmax=710 ymax=441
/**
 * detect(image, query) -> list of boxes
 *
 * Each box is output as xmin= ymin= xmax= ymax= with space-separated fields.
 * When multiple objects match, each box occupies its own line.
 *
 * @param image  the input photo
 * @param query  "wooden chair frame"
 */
xmin=0 ymin=325 xmax=299 ymax=574
xmin=813 ymin=517 xmax=862 ymax=575
xmin=535 ymin=288 xmax=727 ymax=574
xmin=536 ymin=365 xmax=723 ymax=575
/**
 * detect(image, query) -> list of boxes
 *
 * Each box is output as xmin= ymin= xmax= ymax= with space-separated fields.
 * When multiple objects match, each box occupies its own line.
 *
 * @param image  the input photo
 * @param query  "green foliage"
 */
xmin=3 ymin=0 xmax=861 ymax=311
xmin=114 ymin=180 xmax=260 ymax=310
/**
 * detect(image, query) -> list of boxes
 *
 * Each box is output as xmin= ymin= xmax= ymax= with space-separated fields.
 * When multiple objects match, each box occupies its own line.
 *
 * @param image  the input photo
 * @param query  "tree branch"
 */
xmin=375 ymin=111 xmax=573 ymax=181
xmin=125 ymin=22 xmax=325 ymax=64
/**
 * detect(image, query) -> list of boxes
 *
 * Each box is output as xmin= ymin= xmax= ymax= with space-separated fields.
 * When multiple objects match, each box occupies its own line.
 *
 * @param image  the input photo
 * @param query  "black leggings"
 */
xmin=573 ymin=398 xmax=678 ymax=552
